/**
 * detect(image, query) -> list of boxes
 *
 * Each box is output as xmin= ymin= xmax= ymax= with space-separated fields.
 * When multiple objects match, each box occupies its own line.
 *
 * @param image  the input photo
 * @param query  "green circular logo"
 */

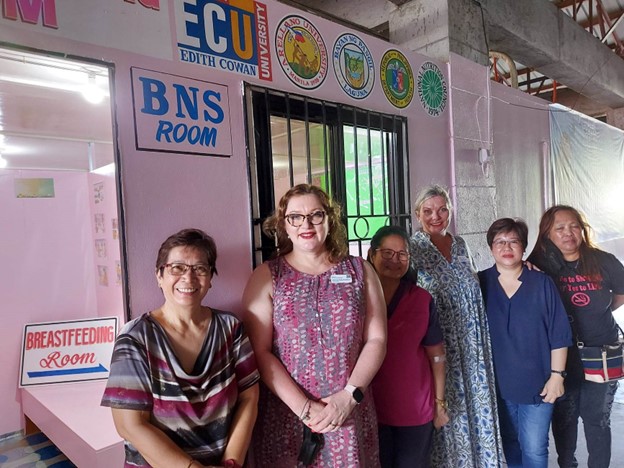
xmin=417 ymin=62 xmax=447 ymax=116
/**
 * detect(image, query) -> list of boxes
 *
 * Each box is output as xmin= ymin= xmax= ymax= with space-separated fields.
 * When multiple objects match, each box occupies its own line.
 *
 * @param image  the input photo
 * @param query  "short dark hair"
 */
xmin=262 ymin=184 xmax=348 ymax=262
xmin=368 ymin=225 xmax=417 ymax=282
xmin=155 ymin=228 xmax=218 ymax=275
xmin=486 ymin=218 xmax=528 ymax=250
xmin=370 ymin=225 xmax=410 ymax=252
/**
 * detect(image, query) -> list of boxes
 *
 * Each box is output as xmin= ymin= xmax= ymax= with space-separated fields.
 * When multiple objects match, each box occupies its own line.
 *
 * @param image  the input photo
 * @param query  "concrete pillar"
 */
xmin=388 ymin=0 xmax=450 ymax=62
xmin=387 ymin=0 xmax=488 ymax=65
xmin=606 ymin=107 xmax=624 ymax=131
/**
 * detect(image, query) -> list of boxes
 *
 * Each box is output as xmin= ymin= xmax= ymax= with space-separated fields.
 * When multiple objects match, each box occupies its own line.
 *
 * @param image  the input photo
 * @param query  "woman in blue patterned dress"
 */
xmin=243 ymin=184 xmax=386 ymax=467
xmin=409 ymin=185 xmax=503 ymax=467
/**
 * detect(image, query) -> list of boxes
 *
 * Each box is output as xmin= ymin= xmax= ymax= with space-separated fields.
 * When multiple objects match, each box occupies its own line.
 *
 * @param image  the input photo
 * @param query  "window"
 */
xmin=246 ymin=86 xmax=410 ymax=264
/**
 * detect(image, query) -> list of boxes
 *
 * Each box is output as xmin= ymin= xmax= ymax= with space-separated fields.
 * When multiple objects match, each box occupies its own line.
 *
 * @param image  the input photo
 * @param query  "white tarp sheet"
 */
xmin=549 ymin=104 xmax=624 ymax=259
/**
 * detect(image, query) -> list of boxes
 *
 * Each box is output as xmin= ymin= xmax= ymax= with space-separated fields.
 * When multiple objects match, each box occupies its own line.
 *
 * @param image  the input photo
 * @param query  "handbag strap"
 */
xmin=568 ymin=313 xmax=584 ymax=347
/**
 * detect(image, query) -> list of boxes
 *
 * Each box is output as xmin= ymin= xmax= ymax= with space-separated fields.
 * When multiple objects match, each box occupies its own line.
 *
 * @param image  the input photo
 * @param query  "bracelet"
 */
xmin=435 ymin=397 xmax=448 ymax=410
xmin=298 ymin=398 xmax=311 ymax=421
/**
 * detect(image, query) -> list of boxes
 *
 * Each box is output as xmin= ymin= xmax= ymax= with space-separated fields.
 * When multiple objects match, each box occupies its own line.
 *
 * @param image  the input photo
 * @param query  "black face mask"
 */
xmin=298 ymin=424 xmax=324 ymax=465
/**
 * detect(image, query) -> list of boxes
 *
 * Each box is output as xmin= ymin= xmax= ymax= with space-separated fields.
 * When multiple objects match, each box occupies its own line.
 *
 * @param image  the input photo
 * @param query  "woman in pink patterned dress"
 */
xmin=243 ymin=184 xmax=387 ymax=467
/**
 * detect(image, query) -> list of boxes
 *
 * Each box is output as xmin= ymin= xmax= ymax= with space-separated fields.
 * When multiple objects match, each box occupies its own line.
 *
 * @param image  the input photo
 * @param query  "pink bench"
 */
xmin=21 ymin=380 xmax=124 ymax=467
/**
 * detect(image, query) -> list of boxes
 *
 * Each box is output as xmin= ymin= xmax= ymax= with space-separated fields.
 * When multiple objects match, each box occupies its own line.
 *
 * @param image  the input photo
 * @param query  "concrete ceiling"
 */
xmin=483 ymin=0 xmax=624 ymax=108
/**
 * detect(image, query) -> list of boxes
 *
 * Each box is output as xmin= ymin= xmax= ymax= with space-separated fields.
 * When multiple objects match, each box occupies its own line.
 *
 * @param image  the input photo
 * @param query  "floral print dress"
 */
xmin=410 ymin=231 xmax=503 ymax=468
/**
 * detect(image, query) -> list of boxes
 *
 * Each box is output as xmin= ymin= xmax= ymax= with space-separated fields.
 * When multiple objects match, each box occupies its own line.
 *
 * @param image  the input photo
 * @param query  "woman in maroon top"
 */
xmin=369 ymin=226 xmax=449 ymax=468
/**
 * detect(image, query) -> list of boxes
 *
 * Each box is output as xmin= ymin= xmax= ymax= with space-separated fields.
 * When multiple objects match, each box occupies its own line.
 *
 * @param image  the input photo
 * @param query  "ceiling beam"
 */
xmin=483 ymin=0 xmax=624 ymax=107
xmin=553 ymin=0 xmax=578 ymax=8
xmin=576 ymin=8 xmax=623 ymax=29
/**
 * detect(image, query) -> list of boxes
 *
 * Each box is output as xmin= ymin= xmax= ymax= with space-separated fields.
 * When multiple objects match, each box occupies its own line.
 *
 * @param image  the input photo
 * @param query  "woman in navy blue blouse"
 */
xmin=479 ymin=218 xmax=572 ymax=468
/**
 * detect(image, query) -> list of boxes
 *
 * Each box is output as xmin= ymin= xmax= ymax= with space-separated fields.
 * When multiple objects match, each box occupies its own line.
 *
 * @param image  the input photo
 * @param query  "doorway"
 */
xmin=0 ymin=46 xmax=125 ymax=323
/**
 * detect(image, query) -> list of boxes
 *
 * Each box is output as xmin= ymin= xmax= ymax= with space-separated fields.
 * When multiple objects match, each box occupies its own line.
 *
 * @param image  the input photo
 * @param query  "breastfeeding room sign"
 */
xmin=131 ymin=67 xmax=232 ymax=157
xmin=20 ymin=317 xmax=118 ymax=387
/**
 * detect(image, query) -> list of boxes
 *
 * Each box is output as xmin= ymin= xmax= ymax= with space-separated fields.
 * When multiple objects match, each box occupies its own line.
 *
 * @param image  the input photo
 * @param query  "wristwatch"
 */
xmin=551 ymin=369 xmax=568 ymax=378
xmin=344 ymin=384 xmax=364 ymax=404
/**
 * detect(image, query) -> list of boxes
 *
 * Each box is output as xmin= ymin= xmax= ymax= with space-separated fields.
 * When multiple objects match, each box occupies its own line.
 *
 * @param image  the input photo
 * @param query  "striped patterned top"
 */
xmin=101 ymin=310 xmax=259 ymax=467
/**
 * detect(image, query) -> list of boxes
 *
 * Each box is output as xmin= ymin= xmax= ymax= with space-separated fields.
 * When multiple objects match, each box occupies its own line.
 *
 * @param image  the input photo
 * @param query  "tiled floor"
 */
xmin=0 ymin=431 xmax=75 ymax=468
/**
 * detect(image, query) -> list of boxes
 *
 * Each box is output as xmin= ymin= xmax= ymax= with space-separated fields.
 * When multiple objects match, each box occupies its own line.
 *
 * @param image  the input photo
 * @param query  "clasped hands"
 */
xmin=302 ymin=390 xmax=357 ymax=434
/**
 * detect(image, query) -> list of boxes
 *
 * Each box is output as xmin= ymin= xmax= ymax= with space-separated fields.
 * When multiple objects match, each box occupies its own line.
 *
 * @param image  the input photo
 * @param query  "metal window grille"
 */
xmin=245 ymin=85 xmax=411 ymax=265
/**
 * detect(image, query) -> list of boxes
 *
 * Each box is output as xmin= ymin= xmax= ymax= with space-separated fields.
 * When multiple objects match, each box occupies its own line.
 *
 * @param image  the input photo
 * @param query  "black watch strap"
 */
xmin=551 ymin=369 xmax=567 ymax=378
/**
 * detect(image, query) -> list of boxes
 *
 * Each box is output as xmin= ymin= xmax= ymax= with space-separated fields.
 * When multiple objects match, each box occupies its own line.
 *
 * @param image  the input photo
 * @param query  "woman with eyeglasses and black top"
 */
xmin=528 ymin=205 xmax=624 ymax=468
xmin=479 ymin=218 xmax=571 ymax=468
xmin=243 ymin=183 xmax=386 ymax=467
xmin=368 ymin=225 xmax=449 ymax=468
xmin=102 ymin=229 xmax=260 ymax=468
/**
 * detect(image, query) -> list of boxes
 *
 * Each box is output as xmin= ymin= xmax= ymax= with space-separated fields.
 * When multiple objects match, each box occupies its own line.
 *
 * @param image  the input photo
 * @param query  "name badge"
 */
xmin=330 ymin=274 xmax=352 ymax=284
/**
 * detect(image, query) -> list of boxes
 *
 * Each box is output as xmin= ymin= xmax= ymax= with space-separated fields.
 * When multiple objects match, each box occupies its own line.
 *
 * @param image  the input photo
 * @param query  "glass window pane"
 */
xmin=271 ymin=116 xmax=330 ymax=202
xmin=344 ymin=124 xmax=389 ymax=246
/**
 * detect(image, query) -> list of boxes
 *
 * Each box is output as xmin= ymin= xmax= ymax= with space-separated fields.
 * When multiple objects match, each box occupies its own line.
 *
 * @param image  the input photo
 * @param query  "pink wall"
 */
xmin=0 ymin=170 xmax=97 ymax=432
xmin=447 ymin=53 xmax=550 ymax=269
xmin=0 ymin=0 xmax=558 ymax=437
xmin=0 ymin=169 xmax=125 ymax=434
xmin=0 ymin=0 xmax=452 ymax=435
xmin=491 ymin=79 xmax=550 ymax=242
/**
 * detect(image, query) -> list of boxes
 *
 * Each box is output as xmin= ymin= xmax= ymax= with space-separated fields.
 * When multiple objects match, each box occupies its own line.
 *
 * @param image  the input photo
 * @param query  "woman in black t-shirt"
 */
xmin=528 ymin=205 xmax=624 ymax=468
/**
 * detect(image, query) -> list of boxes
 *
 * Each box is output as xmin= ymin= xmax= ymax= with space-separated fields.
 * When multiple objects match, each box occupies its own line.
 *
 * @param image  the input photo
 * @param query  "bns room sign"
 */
xmin=131 ymin=67 xmax=233 ymax=157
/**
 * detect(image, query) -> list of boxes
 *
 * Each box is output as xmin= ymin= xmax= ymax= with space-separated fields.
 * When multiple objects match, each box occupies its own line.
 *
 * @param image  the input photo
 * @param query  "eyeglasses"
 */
xmin=163 ymin=263 xmax=212 ymax=276
xmin=492 ymin=238 xmax=522 ymax=249
xmin=376 ymin=248 xmax=410 ymax=261
xmin=285 ymin=210 xmax=326 ymax=227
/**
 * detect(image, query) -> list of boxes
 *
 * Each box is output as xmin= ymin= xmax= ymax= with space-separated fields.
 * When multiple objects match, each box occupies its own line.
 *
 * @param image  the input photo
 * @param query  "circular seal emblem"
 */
xmin=275 ymin=15 xmax=328 ymax=90
xmin=333 ymin=33 xmax=374 ymax=99
xmin=380 ymin=49 xmax=414 ymax=108
xmin=417 ymin=61 xmax=448 ymax=116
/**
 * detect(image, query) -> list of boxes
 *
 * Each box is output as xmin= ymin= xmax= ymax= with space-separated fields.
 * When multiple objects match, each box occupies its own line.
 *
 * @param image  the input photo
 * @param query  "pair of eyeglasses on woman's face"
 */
xmin=285 ymin=210 xmax=326 ymax=227
xmin=163 ymin=263 xmax=211 ymax=276
xmin=492 ymin=238 xmax=522 ymax=249
xmin=376 ymin=248 xmax=410 ymax=262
